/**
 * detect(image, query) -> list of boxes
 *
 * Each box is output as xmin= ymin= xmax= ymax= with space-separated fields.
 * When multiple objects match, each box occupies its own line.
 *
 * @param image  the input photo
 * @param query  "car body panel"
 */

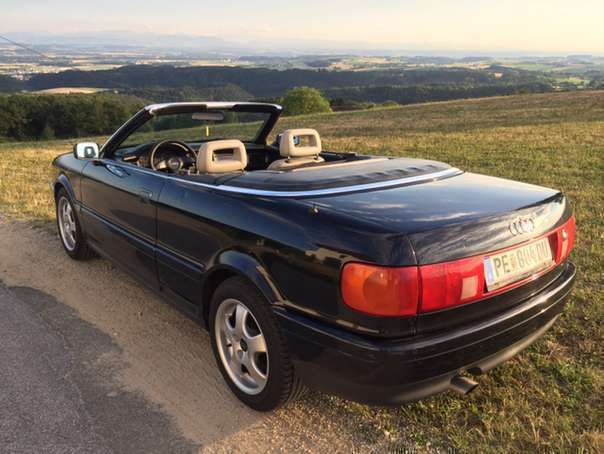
xmin=80 ymin=159 xmax=165 ymax=287
xmin=52 ymin=154 xmax=88 ymax=203
xmin=153 ymin=175 xmax=419 ymax=334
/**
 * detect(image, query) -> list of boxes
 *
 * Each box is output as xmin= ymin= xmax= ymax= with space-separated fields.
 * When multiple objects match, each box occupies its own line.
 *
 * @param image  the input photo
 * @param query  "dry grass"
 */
xmin=0 ymin=91 xmax=602 ymax=452
xmin=0 ymin=138 xmax=107 ymax=226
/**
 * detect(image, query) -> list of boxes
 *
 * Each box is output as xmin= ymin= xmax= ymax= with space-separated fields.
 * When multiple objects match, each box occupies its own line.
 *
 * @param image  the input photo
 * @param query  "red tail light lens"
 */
xmin=556 ymin=215 xmax=575 ymax=262
xmin=340 ymin=263 xmax=419 ymax=316
xmin=419 ymin=256 xmax=485 ymax=313
xmin=341 ymin=215 xmax=576 ymax=317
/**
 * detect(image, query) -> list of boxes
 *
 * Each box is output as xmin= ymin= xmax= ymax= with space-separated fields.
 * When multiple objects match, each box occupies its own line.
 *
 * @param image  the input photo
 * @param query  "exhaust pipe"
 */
xmin=449 ymin=375 xmax=478 ymax=396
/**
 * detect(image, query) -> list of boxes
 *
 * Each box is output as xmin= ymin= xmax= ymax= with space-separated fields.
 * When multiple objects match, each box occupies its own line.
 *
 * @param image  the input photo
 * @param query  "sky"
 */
xmin=1 ymin=0 xmax=603 ymax=54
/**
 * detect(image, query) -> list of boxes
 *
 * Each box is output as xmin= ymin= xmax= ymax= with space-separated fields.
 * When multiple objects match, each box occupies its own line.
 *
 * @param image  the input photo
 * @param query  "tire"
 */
xmin=55 ymin=188 xmax=95 ymax=260
xmin=209 ymin=276 xmax=303 ymax=411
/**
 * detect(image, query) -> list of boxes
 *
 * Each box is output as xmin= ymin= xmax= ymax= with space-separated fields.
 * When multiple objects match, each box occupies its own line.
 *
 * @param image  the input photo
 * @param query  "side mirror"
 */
xmin=73 ymin=142 xmax=100 ymax=160
xmin=292 ymin=135 xmax=301 ymax=146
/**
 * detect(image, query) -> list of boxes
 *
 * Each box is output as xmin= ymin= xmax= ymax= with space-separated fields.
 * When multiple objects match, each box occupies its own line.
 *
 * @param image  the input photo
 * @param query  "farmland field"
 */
xmin=0 ymin=91 xmax=602 ymax=452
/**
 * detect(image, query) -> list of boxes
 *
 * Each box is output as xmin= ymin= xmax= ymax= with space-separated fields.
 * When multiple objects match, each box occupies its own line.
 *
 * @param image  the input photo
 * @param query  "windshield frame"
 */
xmin=100 ymin=102 xmax=282 ymax=160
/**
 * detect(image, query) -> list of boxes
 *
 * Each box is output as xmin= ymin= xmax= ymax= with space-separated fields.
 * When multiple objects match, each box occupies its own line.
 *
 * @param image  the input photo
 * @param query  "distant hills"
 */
xmin=19 ymin=64 xmax=544 ymax=97
xmin=3 ymin=31 xmax=230 ymax=50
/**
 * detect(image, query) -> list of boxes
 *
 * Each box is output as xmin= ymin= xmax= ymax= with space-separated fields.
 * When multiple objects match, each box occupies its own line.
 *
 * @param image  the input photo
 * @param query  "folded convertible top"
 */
xmin=223 ymin=157 xmax=453 ymax=192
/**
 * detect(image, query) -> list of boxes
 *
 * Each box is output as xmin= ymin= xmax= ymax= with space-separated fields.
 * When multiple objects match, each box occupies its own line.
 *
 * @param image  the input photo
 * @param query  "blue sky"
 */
xmin=2 ymin=0 xmax=602 ymax=53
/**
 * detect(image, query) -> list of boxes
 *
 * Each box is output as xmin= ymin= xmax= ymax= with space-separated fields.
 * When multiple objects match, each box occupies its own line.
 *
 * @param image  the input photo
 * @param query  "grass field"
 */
xmin=0 ymin=91 xmax=602 ymax=452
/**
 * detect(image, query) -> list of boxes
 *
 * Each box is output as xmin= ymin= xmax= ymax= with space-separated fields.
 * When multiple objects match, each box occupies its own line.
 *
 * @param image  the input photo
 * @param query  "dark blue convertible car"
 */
xmin=53 ymin=102 xmax=576 ymax=411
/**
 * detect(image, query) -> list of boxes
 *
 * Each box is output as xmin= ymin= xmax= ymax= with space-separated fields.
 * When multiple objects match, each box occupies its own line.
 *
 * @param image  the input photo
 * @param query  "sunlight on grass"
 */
xmin=0 ymin=91 xmax=602 ymax=452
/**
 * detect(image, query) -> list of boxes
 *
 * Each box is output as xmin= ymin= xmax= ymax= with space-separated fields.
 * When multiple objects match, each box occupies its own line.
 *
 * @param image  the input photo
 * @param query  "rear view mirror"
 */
xmin=293 ymin=135 xmax=301 ymax=146
xmin=74 ymin=142 xmax=100 ymax=160
xmin=192 ymin=112 xmax=225 ymax=121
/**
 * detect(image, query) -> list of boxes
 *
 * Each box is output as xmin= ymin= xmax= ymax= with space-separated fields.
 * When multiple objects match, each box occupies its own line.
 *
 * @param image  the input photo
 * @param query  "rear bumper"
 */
xmin=276 ymin=261 xmax=576 ymax=406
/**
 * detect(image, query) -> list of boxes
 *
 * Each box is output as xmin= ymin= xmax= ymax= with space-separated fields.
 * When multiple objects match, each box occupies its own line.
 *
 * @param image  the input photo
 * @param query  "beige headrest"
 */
xmin=197 ymin=140 xmax=247 ymax=173
xmin=279 ymin=129 xmax=322 ymax=158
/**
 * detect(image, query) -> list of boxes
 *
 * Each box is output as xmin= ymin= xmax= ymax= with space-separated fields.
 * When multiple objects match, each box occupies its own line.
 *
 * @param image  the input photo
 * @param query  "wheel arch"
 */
xmin=53 ymin=173 xmax=77 ymax=202
xmin=200 ymin=250 xmax=285 ymax=328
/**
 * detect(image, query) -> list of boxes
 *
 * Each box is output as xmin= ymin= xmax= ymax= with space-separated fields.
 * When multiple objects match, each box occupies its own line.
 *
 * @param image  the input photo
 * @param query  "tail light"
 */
xmin=341 ymin=215 xmax=576 ymax=317
xmin=340 ymin=263 xmax=419 ymax=316
xmin=554 ymin=215 xmax=575 ymax=262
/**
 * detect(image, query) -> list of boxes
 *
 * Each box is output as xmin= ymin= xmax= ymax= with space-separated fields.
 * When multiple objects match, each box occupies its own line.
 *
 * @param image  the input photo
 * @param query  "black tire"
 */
xmin=209 ymin=276 xmax=303 ymax=411
xmin=55 ymin=188 xmax=95 ymax=260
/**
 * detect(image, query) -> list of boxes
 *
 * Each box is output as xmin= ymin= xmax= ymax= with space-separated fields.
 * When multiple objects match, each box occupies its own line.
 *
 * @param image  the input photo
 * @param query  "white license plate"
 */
xmin=484 ymin=237 xmax=554 ymax=291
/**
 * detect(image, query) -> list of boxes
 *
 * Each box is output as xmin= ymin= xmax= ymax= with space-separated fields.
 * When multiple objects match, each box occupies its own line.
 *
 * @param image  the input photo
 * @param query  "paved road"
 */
xmin=0 ymin=282 xmax=197 ymax=453
xmin=0 ymin=221 xmax=396 ymax=453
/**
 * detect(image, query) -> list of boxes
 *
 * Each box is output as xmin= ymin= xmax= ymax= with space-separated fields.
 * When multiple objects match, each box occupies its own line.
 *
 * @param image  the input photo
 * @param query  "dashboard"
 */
xmin=120 ymin=140 xmax=198 ymax=174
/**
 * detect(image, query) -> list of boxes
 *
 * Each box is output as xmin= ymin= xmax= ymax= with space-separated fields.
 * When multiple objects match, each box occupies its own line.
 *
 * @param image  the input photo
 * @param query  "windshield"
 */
xmin=119 ymin=110 xmax=271 ymax=148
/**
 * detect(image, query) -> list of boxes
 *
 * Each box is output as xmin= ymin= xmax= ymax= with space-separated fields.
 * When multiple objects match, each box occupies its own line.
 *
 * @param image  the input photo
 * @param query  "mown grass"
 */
xmin=0 ymin=91 xmax=602 ymax=452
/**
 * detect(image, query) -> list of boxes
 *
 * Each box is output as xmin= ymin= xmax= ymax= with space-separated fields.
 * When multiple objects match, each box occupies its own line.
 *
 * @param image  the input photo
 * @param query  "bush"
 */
xmin=281 ymin=87 xmax=332 ymax=116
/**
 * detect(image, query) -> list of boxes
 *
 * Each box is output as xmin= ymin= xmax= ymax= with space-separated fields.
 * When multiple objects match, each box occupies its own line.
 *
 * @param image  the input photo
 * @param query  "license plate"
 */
xmin=484 ymin=237 xmax=554 ymax=291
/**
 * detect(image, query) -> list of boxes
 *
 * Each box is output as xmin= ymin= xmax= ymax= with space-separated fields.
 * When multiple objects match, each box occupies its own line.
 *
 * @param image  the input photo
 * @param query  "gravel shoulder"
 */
xmin=0 ymin=220 xmax=395 ymax=453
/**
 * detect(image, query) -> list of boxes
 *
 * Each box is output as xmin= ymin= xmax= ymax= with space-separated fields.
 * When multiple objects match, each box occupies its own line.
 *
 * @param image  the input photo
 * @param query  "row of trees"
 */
xmin=0 ymin=83 xmax=555 ymax=141
xmin=121 ymin=84 xmax=253 ymax=103
xmin=23 ymin=65 xmax=541 ymax=97
xmin=0 ymin=93 xmax=144 ymax=141
xmin=324 ymin=82 xmax=554 ymax=105
xmin=0 ymin=87 xmax=333 ymax=141
xmin=0 ymin=75 xmax=22 ymax=92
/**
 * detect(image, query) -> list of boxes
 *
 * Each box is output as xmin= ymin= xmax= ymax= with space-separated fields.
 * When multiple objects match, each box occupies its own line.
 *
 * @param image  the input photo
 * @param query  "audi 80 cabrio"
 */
xmin=53 ymin=102 xmax=576 ymax=411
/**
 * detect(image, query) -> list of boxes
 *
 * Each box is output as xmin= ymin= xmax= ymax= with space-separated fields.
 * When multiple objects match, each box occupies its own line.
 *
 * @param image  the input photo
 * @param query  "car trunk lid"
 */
xmin=309 ymin=171 xmax=571 ymax=266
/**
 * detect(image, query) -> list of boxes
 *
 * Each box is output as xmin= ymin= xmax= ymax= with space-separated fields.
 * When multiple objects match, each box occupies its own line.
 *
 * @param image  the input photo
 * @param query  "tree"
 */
xmin=281 ymin=87 xmax=332 ymax=116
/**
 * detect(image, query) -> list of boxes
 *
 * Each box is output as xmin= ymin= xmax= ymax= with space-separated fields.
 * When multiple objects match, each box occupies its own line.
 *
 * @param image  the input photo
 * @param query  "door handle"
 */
xmin=106 ymin=164 xmax=129 ymax=177
xmin=139 ymin=189 xmax=153 ymax=203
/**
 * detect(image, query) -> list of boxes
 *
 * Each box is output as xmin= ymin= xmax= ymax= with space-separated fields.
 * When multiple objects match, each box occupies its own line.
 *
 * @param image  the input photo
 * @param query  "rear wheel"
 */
xmin=209 ymin=276 xmax=302 ymax=411
xmin=55 ymin=188 xmax=95 ymax=260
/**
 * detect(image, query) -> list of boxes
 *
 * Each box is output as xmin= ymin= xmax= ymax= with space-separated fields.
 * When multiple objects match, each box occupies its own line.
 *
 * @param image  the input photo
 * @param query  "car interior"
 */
xmin=118 ymin=128 xmax=367 ymax=176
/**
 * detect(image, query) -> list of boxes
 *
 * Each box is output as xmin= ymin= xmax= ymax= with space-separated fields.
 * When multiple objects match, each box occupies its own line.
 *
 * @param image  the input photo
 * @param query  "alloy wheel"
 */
xmin=214 ymin=298 xmax=269 ymax=395
xmin=58 ymin=196 xmax=77 ymax=251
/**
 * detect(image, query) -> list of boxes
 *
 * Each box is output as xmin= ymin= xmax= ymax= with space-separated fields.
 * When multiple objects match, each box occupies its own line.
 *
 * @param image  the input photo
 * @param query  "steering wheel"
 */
xmin=150 ymin=140 xmax=197 ymax=173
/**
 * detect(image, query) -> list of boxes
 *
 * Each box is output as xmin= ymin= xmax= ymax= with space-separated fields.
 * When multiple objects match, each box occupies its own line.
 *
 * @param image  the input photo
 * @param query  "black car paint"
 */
xmin=52 ymin=105 xmax=575 ymax=405
xmin=310 ymin=172 xmax=570 ymax=263
xmin=279 ymin=261 xmax=575 ymax=405
xmin=80 ymin=161 xmax=165 ymax=288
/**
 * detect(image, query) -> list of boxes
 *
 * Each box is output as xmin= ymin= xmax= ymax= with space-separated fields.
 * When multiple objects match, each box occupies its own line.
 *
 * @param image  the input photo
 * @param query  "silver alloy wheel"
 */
xmin=215 ymin=298 xmax=269 ymax=395
xmin=58 ymin=196 xmax=77 ymax=251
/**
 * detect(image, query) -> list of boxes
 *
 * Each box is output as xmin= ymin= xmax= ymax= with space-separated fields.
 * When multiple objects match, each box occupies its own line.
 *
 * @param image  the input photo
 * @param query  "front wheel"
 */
xmin=209 ymin=276 xmax=302 ymax=411
xmin=55 ymin=188 xmax=95 ymax=260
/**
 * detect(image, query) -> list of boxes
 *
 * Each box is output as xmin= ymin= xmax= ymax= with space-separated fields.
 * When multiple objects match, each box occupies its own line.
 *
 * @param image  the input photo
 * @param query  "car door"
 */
xmin=154 ymin=178 xmax=217 ymax=306
xmin=80 ymin=159 xmax=165 ymax=289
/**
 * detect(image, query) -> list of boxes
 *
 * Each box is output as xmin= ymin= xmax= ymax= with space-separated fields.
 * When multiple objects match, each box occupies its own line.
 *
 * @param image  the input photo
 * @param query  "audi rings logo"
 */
xmin=509 ymin=216 xmax=535 ymax=236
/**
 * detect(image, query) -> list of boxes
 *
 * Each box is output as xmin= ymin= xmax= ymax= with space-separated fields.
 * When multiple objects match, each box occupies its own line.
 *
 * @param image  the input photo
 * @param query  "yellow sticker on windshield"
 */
xmin=205 ymin=126 xmax=209 ymax=137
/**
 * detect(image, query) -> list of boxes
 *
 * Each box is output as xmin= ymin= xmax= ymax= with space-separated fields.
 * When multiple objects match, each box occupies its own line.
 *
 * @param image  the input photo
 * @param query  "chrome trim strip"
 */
xmin=113 ymin=160 xmax=462 ymax=197
xmin=179 ymin=167 xmax=462 ymax=198
xmin=216 ymin=168 xmax=462 ymax=197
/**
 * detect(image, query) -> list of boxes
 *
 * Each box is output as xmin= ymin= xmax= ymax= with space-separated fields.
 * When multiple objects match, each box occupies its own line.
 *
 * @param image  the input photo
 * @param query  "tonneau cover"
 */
xmin=224 ymin=157 xmax=451 ymax=191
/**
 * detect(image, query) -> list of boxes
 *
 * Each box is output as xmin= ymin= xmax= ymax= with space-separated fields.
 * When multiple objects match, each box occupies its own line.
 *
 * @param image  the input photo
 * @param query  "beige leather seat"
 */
xmin=268 ymin=129 xmax=324 ymax=171
xmin=197 ymin=140 xmax=248 ymax=173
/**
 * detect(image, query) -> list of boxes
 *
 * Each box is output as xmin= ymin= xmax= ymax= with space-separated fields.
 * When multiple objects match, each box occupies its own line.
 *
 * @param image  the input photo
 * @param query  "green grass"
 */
xmin=1 ymin=91 xmax=602 ymax=452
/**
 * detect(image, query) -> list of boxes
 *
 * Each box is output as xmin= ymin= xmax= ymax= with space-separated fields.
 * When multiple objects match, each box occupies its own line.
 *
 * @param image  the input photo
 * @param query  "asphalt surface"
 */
xmin=0 ymin=281 xmax=198 ymax=454
xmin=0 ymin=221 xmax=396 ymax=453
